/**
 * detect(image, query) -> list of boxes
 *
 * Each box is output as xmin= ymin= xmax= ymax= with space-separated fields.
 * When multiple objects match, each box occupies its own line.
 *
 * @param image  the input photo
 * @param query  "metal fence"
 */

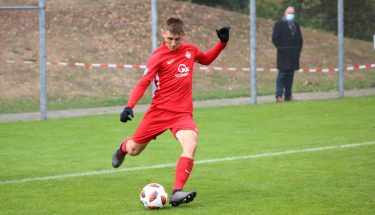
xmin=1 ymin=0 xmax=374 ymax=119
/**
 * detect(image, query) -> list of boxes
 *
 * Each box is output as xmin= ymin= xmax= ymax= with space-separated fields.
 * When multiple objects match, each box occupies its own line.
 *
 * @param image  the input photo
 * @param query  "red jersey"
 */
xmin=126 ymin=41 xmax=227 ymax=113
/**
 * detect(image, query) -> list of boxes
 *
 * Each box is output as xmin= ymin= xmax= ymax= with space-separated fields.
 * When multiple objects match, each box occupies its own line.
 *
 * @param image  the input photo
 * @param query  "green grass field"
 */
xmin=1 ymin=96 xmax=375 ymax=215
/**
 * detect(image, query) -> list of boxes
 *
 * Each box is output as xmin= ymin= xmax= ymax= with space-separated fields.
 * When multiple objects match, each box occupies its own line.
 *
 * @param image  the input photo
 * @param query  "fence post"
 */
xmin=150 ymin=0 xmax=158 ymax=95
xmin=39 ymin=0 xmax=47 ymax=120
xmin=249 ymin=0 xmax=257 ymax=104
xmin=0 ymin=2 xmax=46 ymax=120
xmin=338 ymin=0 xmax=344 ymax=98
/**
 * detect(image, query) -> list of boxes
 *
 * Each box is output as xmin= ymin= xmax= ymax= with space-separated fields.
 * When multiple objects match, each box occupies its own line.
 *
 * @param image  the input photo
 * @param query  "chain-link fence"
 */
xmin=1 ymin=0 xmax=374 ymax=115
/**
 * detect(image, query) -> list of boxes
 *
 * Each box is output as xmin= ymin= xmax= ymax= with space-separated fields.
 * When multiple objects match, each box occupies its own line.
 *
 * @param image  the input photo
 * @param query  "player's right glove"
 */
xmin=120 ymin=106 xmax=134 ymax=123
xmin=216 ymin=26 xmax=230 ymax=42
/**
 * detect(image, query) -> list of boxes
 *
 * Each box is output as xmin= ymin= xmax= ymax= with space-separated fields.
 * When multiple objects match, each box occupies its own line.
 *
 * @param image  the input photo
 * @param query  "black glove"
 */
xmin=216 ymin=26 xmax=230 ymax=42
xmin=120 ymin=107 xmax=134 ymax=123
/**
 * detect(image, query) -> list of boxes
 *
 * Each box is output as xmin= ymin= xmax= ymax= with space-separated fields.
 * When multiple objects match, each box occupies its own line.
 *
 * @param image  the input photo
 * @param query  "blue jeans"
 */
xmin=275 ymin=70 xmax=295 ymax=99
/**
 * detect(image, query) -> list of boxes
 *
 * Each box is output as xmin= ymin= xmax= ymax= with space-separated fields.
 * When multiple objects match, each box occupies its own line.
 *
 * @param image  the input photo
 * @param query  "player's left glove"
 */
xmin=216 ymin=26 xmax=230 ymax=42
xmin=120 ymin=106 xmax=134 ymax=123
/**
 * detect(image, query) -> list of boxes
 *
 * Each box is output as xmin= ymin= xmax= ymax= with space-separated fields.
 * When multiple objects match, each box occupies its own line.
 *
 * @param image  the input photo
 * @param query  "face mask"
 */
xmin=286 ymin=14 xmax=295 ymax=21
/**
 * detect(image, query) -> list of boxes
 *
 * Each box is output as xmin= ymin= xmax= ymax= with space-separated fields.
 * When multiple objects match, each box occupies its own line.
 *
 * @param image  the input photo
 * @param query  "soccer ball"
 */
xmin=140 ymin=183 xmax=168 ymax=209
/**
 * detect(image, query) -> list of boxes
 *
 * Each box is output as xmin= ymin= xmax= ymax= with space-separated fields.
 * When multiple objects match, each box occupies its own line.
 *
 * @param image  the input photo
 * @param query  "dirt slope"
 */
xmin=0 ymin=0 xmax=374 ymax=104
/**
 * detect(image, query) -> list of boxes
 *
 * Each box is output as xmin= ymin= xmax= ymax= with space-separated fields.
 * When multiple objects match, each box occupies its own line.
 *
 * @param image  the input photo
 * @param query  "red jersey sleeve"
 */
xmin=195 ymin=41 xmax=227 ymax=65
xmin=126 ymin=55 xmax=160 ymax=109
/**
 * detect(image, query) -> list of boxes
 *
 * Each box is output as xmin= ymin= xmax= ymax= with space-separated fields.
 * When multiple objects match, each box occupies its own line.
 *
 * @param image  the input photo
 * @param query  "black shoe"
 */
xmin=284 ymin=96 xmax=296 ymax=102
xmin=169 ymin=189 xmax=197 ymax=207
xmin=112 ymin=144 xmax=126 ymax=168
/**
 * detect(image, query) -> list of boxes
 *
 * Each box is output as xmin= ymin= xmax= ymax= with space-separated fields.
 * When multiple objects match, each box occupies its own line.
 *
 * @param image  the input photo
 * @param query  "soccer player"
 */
xmin=112 ymin=17 xmax=230 ymax=206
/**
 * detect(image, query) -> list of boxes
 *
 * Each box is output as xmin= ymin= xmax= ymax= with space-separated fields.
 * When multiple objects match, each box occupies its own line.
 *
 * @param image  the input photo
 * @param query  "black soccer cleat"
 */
xmin=169 ymin=189 xmax=197 ymax=207
xmin=112 ymin=144 xmax=126 ymax=168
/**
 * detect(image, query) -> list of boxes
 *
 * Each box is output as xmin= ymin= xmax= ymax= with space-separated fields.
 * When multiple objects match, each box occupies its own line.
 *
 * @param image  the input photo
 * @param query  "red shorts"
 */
xmin=131 ymin=107 xmax=198 ymax=144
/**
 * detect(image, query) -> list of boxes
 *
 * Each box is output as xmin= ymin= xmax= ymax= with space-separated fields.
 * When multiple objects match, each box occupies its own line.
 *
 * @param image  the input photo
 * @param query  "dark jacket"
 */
xmin=272 ymin=20 xmax=303 ymax=71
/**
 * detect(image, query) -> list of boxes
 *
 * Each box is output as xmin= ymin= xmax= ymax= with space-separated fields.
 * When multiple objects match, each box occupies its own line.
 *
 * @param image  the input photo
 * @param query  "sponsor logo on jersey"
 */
xmin=175 ymin=64 xmax=190 ymax=78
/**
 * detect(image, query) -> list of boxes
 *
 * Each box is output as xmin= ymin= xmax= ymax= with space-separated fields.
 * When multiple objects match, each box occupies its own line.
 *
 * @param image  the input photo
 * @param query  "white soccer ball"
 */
xmin=140 ymin=183 xmax=168 ymax=209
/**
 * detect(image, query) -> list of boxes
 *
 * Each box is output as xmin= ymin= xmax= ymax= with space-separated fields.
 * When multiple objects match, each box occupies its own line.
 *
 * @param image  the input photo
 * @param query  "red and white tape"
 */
xmin=5 ymin=59 xmax=375 ymax=73
xmin=6 ymin=60 xmax=147 ymax=69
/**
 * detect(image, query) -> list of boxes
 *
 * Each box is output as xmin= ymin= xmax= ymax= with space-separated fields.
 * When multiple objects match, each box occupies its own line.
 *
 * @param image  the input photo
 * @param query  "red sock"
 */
xmin=121 ymin=138 xmax=130 ymax=154
xmin=173 ymin=156 xmax=194 ymax=190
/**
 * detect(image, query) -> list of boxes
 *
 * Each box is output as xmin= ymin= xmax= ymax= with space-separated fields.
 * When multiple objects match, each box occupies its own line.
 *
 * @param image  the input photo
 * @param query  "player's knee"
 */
xmin=182 ymin=142 xmax=198 ymax=157
xmin=126 ymin=141 xmax=147 ymax=156
xmin=127 ymin=146 xmax=141 ymax=156
xmin=189 ymin=142 xmax=198 ymax=153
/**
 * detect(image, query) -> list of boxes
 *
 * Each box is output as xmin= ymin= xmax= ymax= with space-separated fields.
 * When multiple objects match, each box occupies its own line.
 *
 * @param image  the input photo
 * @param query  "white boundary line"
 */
xmin=1 ymin=141 xmax=374 ymax=185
